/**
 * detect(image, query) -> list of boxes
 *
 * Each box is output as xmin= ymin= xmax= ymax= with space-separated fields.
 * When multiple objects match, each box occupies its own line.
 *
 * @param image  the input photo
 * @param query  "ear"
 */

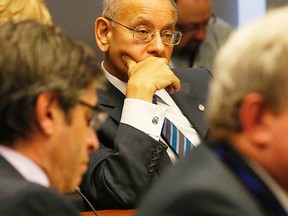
xmin=239 ymin=93 xmax=271 ymax=148
xmin=95 ymin=17 xmax=111 ymax=52
xmin=34 ymin=92 xmax=61 ymax=136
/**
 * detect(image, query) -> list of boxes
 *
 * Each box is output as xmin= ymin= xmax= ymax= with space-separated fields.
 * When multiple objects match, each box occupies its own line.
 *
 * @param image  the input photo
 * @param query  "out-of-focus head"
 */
xmin=207 ymin=6 xmax=288 ymax=192
xmin=0 ymin=0 xmax=52 ymax=25
xmin=208 ymin=6 xmax=288 ymax=140
xmin=95 ymin=0 xmax=179 ymax=82
xmin=0 ymin=20 xmax=105 ymax=192
xmin=174 ymin=0 xmax=212 ymax=53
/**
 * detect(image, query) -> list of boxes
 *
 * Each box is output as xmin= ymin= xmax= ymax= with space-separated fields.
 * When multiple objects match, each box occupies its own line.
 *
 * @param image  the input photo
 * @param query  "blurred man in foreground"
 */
xmin=136 ymin=6 xmax=288 ymax=216
xmin=0 ymin=0 xmax=52 ymax=25
xmin=0 ymin=20 xmax=105 ymax=215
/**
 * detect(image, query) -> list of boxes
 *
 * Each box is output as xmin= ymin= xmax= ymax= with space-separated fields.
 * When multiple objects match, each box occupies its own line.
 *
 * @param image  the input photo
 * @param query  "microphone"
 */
xmin=74 ymin=187 xmax=98 ymax=216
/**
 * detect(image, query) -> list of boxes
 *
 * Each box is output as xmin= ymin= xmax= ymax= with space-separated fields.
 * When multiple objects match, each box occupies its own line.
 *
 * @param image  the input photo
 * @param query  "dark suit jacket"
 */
xmin=80 ymin=68 xmax=212 ymax=209
xmin=0 ymin=155 xmax=79 ymax=216
xmin=135 ymin=141 xmax=285 ymax=216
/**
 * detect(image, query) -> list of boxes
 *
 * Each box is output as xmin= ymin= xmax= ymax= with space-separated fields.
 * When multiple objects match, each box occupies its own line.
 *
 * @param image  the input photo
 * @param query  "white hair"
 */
xmin=207 ymin=6 xmax=288 ymax=139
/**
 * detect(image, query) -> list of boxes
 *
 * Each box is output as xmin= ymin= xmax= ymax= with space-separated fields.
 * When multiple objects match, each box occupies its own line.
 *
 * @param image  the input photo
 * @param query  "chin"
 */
xmin=60 ymin=182 xmax=74 ymax=193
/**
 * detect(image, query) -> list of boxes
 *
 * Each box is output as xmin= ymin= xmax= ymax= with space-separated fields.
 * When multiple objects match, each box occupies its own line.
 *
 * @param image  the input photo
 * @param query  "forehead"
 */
xmin=119 ymin=0 xmax=176 ymax=26
xmin=177 ymin=0 xmax=211 ymax=23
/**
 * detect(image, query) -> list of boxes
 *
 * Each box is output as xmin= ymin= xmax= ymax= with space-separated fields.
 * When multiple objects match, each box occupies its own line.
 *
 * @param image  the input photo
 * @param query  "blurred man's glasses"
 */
xmin=78 ymin=101 xmax=107 ymax=131
xmin=176 ymin=14 xmax=216 ymax=34
xmin=105 ymin=17 xmax=183 ymax=45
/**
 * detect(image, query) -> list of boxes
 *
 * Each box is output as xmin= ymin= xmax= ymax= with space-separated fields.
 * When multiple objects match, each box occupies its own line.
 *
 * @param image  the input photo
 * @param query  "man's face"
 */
xmin=262 ymin=105 xmax=288 ymax=191
xmin=100 ymin=0 xmax=176 ymax=82
xmin=230 ymin=93 xmax=288 ymax=193
xmin=174 ymin=0 xmax=212 ymax=53
xmin=50 ymin=83 xmax=99 ymax=192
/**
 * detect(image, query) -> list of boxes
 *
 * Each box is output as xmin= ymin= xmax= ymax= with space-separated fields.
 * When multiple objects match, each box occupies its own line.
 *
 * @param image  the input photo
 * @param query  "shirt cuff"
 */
xmin=121 ymin=98 xmax=167 ymax=140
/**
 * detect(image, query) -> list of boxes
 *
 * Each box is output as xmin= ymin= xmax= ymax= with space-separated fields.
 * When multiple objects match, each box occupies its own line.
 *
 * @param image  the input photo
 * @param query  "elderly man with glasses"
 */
xmin=79 ymin=0 xmax=212 ymax=210
xmin=170 ymin=0 xmax=233 ymax=71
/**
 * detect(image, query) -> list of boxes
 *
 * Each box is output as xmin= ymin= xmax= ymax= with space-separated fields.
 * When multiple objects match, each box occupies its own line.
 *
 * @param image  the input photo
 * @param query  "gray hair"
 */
xmin=102 ymin=0 xmax=177 ymax=21
xmin=207 ymin=6 xmax=288 ymax=139
xmin=0 ymin=20 xmax=105 ymax=144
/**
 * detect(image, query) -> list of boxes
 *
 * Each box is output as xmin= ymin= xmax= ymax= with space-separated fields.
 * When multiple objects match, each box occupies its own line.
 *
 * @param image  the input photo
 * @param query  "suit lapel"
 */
xmin=171 ymin=68 xmax=211 ymax=140
xmin=98 ymin=82 xmax=125 ymax=123
xmin=171 ymin=90 xmax=208 ymax=139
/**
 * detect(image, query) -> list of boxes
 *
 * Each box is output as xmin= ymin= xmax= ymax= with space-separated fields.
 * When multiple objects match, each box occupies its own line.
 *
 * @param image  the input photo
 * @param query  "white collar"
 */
xmin=0 ymin=145 xmax=50 ymax=187
xmin=101 ymin=61 xmax=127 ymax=95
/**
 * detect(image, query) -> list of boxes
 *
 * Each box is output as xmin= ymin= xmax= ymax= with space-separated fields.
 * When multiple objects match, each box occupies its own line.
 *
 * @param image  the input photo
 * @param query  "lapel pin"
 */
xmin=198 ymin=104 xmax=205 ymax=111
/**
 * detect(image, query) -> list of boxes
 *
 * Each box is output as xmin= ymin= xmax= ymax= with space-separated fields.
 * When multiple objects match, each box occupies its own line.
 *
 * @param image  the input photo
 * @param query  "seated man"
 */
xmin=0 ymin=20 xmax=105 ymax=215
xmin=79 ymin=0 xmax=212 ymax=210
xmin=135 ymin=6 xmax=288 ymax=216
xmin=170 ymin=0 xmax=233 ymax=71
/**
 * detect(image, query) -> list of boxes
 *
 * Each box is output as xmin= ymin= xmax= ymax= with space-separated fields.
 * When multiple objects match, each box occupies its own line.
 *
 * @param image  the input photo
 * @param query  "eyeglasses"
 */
xmin=78 ymin=101 xmax=108 ymax=131
xmin=176 ymin=14 xmax=216 ymax=34
xmin=106 ymin=17 xmax=183 ymax=45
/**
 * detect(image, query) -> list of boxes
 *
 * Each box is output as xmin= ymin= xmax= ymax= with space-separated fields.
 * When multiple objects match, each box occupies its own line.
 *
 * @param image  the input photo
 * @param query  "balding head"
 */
xmin=174 ymin=0 xmax=212 ymax=52
xmin=176 ymin=0 xmax=211 ymax=23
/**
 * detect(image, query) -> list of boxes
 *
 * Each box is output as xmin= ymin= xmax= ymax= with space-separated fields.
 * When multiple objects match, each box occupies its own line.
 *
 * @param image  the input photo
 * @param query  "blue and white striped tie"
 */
xmin=153 ymin=94 xmax=193 ymax=157
xmin=161 ymin=118 xmax=192 ymax=157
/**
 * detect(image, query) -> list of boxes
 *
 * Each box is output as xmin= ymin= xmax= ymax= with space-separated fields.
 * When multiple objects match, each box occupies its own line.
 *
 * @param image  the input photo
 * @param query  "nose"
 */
xmin=87 ymin=129 xmax=99 ymax=151
xmin=147 ymin=31 xmax=166 ymax=56
xmin=194 ymin=28 xmax=206 ymax=41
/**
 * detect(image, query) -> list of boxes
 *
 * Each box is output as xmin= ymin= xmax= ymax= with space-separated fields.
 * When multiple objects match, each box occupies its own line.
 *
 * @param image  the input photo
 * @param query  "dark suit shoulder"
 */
xmin=135 ymin=143 xmax=268 ymax=216
xmin=173 ymin=67 xmax=212 ymax=81
xmin=0 ymin=161 xmax=79 ymax=216
xmin=173 ymin=67 xmax=212 ymax=98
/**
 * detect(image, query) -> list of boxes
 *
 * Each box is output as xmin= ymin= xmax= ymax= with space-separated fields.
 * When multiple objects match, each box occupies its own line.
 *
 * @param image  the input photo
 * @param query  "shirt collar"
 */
xmin=248 ymin=159 xmax=288 ymax=213
xmin=101 ymin=61 xmax=127 ymax=95
xmin=0 ymin=145 xmax=50 ymax=187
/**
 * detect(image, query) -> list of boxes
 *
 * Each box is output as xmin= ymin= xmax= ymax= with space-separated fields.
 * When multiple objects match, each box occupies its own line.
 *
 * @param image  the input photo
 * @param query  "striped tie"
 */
xmin=161 ymin=118 xmax=193 ymax=157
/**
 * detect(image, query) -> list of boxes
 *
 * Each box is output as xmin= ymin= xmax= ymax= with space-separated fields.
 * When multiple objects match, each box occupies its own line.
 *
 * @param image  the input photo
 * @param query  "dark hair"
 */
xmin=0 ymin=20 xmax=105 ymax=144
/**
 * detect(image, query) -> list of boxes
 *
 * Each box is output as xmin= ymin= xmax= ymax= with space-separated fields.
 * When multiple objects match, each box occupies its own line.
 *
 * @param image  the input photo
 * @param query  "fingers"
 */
xmin=122 ymin=55 xmax=137 ymax=70
xmin=166 ymin=76 xmax=181 ymax=94
xmin=124 ymin=55 xmax=181 ymax=100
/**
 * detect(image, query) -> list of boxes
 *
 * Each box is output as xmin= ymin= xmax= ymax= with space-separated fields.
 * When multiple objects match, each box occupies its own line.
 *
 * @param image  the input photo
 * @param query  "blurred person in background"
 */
xmin=170 ymin=0 xmax=233 ymax=71
xmin=0 ymin=0 xmax=52 ymax=25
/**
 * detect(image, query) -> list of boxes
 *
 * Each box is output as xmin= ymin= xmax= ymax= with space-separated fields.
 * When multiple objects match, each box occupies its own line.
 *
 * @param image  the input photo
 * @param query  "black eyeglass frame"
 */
xmin=105 ymin=17 xmax=183 ymax=45
xmin=78 ymin=101 xmax=107 ymax=131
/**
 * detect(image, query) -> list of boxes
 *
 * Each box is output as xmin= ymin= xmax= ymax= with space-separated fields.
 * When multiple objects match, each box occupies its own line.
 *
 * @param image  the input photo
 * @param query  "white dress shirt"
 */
xmin=102 ymin=62 xmax=201 ymax=162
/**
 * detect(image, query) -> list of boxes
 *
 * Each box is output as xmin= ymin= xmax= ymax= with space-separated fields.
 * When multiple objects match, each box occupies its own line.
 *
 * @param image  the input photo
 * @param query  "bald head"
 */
xmin=174 ymin=0 xmax=212 ymax=52
xmin=177 ymin=0 xmax=211 ymax=23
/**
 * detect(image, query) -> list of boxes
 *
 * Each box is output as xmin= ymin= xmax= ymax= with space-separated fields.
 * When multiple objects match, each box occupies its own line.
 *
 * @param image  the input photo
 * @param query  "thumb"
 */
xmin=122 ymin=55 xmax=137 ymax=70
